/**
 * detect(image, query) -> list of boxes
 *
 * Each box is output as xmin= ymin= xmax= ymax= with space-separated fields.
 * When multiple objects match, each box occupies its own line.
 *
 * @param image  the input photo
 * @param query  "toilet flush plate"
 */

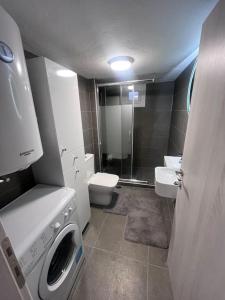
xmin=155 ymin=167 xmax=178 ymax=199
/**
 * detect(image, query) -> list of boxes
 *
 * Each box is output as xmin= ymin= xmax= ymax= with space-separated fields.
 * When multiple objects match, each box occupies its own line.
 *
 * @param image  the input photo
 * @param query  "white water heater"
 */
xmin=0 ymin=6 xmax=43 ymax=176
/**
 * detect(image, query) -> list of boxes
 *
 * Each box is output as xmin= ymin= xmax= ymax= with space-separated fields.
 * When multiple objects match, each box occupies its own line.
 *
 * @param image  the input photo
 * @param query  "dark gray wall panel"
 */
xmin=168 ymin=60 xmax=196 ymax=155
xmin=78 ymin=76 xmax=99 ymax=171
xmin=0 ymin=168 xmax=35 ymax=209
xmin=133 ymin=82 xmax=174 ymax=178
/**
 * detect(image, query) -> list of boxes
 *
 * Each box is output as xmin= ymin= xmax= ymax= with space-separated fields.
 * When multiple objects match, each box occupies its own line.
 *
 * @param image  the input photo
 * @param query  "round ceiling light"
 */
xmin=108 ymin=56 xmax=134 ymax=71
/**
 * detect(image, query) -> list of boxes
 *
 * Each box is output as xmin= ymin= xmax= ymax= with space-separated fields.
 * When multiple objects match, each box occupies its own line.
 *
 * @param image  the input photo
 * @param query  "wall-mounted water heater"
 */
xmin=0 ymin=6 xmax=43 ymax=176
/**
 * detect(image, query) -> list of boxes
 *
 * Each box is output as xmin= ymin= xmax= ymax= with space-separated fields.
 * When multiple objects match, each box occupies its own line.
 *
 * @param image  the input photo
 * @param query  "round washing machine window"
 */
xmin=39 ymin=223 xmax=81 ymax=300
xmin=47 ymin=231 xmax=75 ymax=285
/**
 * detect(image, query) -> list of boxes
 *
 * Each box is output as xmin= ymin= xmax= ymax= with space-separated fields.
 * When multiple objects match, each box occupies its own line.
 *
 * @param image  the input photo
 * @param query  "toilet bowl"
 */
xmin=85 ymin=153 xmax=119 ymax=205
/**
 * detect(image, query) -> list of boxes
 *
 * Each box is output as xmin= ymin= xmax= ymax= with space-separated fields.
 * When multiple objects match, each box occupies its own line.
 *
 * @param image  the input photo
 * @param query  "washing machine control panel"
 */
xmin=19 ymin=200 xmax=76 ymax=276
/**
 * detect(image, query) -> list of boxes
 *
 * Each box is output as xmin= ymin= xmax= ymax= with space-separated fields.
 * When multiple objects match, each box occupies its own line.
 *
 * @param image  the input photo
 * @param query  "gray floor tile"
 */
xmin=91 ymin=207 xmax=107 ymax=228
xmin=110 ymin=256 xmax=147 ymax=300
xmin=77 ymin=188 xmax=174 ymax=300
xmin=72 ymin=248 xmax=117 ymax=300
xmin=167 ymin=199 xmax=175 ymax=221
xmin=148 ymin=265 xmax=173 ymax=300
xmin=96 ymin=214 xmax=126 ymax=253
xmin=165 ymin=218 xmax=172 ymax=242
xmin=83 ymin=224 xmax=99 ymax=247
xmin=161 ymin=198 xmax=171 ymax=221
xmin=149 ymin=246 xmax=168 ymax=268
xmin=84 ymin=245 xmax=92 ymax=261
xmin=119 ymin=239 xmax=148 ymax=263
xmin=83 ymin=207 xmax=106 ymax=247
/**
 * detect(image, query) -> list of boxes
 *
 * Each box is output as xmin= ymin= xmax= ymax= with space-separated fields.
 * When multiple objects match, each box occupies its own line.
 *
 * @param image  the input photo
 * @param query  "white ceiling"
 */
xmin=0 ymin=0 xmax=218 ymax=79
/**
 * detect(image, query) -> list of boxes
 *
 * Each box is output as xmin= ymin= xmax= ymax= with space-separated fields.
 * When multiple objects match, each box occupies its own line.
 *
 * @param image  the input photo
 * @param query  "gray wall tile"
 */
xmin=78 ymin=76 xmax=99 ymax=171
xmin=133 ymin=82 xmax=174 ymax=169
xmin=0 ymin=168 xmax=35 ymax=209
xmin=168 ymin=60 xmax=196 ymax=155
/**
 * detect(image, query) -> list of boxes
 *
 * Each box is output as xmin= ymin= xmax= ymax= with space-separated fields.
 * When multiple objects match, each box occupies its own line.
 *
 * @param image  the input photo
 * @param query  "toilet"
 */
xmin=85 ymin=153 xmax=119 ymax=205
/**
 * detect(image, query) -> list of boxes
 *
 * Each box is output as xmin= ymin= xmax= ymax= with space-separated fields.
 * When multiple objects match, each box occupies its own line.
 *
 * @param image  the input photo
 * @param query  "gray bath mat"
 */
xmin=124 ymin=213 xmax=169 ymax=249
xmin=104 ymin=186 xmax=170 ymax=249
xmin=103 ymin=191 xmax=131 ymax=216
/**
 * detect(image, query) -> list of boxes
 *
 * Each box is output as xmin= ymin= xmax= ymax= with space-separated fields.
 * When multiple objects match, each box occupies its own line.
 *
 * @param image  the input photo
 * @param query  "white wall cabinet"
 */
xmin=27 ymin=57 xmax=90 ymax=231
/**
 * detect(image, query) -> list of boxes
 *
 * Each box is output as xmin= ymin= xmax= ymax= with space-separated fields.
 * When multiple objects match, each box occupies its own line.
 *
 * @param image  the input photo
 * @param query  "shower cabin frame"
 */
xmin=95 ymin=78 xmax=154 ymax=186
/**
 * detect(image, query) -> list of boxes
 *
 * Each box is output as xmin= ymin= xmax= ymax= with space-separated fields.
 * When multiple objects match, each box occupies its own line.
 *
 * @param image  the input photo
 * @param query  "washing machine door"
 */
xmin=38 ymin=223 xmax=83 ymax=300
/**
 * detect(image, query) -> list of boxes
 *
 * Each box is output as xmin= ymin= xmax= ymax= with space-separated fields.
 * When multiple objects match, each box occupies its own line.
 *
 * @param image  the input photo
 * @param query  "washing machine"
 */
xmin=0 ymin=184 xmax=84 ymax=300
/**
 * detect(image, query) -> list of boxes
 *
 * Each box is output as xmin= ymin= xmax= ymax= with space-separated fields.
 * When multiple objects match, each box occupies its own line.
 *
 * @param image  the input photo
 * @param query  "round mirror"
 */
xmin=187 ymin=61 xmax=197 ymax=113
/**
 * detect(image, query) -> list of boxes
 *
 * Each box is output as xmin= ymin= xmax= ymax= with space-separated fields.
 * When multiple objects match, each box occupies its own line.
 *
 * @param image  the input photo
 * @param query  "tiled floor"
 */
xmin=69 ymin=191 xmax=174 ymax=300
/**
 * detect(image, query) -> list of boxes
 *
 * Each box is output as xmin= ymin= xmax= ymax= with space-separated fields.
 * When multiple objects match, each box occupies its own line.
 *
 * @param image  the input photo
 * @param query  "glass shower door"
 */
xmin=98 ymin=82 xmax=150 ymax=184
xmin=120 ymin=83 xmax=148 ymax=183
xmin=98 ymin=80 xmax=172 ymax=185
xmin=98 ymin=85 xmax=133 ymax=179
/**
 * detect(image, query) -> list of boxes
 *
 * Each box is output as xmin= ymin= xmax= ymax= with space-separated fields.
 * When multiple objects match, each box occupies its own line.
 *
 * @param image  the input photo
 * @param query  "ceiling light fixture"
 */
xmin=56 ymin=69 xmax=75 ymax=77
xmin=128 ymin=85 xmax=134 ymax=90
xmin=108 ymin=56 xmax=134 ymax=71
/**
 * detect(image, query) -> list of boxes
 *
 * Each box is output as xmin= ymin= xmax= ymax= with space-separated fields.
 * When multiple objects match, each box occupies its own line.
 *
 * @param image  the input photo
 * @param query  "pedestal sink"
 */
xmin=155 ymin=167 xmax=178 ymax=198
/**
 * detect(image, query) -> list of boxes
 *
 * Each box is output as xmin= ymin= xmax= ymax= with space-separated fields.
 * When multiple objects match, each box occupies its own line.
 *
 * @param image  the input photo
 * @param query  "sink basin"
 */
xmin=164 ymin=156 xmax=181 ymax=170
xmin=155 ymin=167 xmax=178 ymax=198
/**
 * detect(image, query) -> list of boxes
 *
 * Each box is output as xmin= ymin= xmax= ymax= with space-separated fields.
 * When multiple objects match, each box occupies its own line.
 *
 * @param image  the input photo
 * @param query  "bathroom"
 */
xmin=0 ymin=0 xmax=225 ymax=300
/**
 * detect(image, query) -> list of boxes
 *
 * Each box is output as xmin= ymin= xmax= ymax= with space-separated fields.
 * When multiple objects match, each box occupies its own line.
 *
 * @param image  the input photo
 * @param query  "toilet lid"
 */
xmin=89 ymin=172 xmax=119 ymax=188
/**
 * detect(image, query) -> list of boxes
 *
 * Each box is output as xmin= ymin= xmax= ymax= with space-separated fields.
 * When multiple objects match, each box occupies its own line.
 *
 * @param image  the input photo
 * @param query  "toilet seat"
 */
xmin=88 ymin=172 xmax=119 ymax=188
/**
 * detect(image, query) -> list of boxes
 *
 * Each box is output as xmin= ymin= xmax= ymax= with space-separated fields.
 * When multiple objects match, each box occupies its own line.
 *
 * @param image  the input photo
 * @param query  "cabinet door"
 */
xmin=60 ymin=147 xmax=75 ymax=174
xmin=45 ymin=59 xmax=84 ymax=151
xmin=74 ymin=174 xmax=90 ymax=232
xmin=73 ymin=145 xmax=91 ymax=231
xmin=64 ymin=145 xmax=90 ymax=231
xmin=64 ymin=167 xmax=90 ymax=231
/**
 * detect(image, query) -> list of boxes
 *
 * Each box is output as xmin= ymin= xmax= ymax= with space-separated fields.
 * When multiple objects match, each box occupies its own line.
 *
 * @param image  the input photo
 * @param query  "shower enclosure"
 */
xmin=96 ymin=80 xmax=173 ymax=185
